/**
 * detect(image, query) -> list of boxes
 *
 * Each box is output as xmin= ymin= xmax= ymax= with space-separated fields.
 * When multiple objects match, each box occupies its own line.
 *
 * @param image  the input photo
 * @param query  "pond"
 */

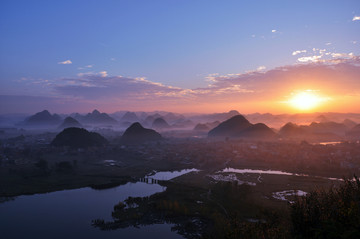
xmin=0 ymin=169 xmax=199 ymax=239
xmin=220 ymin=168 xmax=342 ymax=181
xmin=221 ymin=168 xmax=295 ymax=176
xmin=146 ymin=168 xmax=199 ymax=180
xmin=316 ymin=141 xmax=342 ymax=145
xmin=272 ymin=190 xmax=308 ymax=203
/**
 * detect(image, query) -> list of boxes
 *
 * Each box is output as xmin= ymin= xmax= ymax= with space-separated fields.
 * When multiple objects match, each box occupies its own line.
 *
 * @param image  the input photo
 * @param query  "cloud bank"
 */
xmin=2 ymin=57 xmax=360 ymax=114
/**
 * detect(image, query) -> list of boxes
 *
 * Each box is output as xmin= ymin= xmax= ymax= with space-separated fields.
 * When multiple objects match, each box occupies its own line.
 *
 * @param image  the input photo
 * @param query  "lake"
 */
xmin=220 ymin=167 xmax=342 ymax=181
xmin=0 ymin=170 xmax=198 ymax=239
xmin=146 ymin=168 xmax=199 ymax=180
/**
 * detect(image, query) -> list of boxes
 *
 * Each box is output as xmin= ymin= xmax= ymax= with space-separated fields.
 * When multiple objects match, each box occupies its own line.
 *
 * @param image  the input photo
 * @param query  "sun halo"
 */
xmin=288 ymin=90 xmax=326 ymax=111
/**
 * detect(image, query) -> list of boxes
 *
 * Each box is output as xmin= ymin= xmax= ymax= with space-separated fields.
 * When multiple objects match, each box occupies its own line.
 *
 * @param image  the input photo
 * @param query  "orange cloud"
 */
xmin=2 ymin=57 xmax=360 ymax=114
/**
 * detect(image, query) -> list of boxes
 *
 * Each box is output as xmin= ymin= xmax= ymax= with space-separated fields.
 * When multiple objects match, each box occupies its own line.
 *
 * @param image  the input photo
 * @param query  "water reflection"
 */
xmin=0 ymin=169 xmax=200 ymax=239
xmin=317 ymin=141 xmax=342 ymax=145
xmin=220 ymin=167 xmax=342 ymax=181
xmin=146 ymin=168 xmax=199 ymax=181
xmin=0 ymin=182 xmax=184 ymax=239
xmin=272 ymin=190 xmax=308 ymax=203
xmin=221 ymin=168 xmax=294 ymax=176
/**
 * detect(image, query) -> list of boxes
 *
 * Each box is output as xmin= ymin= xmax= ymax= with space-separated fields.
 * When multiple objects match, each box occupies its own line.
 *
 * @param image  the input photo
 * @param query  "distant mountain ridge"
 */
xmin=24 ymin=110 xmax=62 ymax=126
xmin=279 ymin=120 xmax=351 ymax=141
xmin=190 ymin=110 xmax=240 ymax=123
xmin=120 ymin=122 xmax=162 ymax=144
xmin=346 ymin=124 xmax=360 ymax=138
xmin=208 ymin=115 xmax=251 ymax=137
xmin=240 ymin=123 xmax=277 ymax=138
xmin=194 ymin=123 xmax=210 ymax=131
xmin=279 ymin=122 xmax=306 ymax=137
xmin=58 ymin=117 xmax=82 ymax=129
xmin=120 ymin=111 xmax=139 ymax=123
xmin=152 ymin=117 xmax=170 ymax=129
xmin=74 ymin=109 xmax=117 ymax=125
xmin=208 ymin=114 xmax=276 ymax=139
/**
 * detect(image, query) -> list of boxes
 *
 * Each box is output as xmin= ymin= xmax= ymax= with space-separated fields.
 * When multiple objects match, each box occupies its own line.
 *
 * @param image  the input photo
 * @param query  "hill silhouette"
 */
xmin=279 ymin=121 xmax=349 ymax=141
xmin=279 ymin=122 xmax=307 ymax=137
xmin=208 ymin=115 xmax=252 ymax=137
xmin=51 ymin=127 xmax=108 ymax=148
xmin=346 ymin=124 xmax=360 ymax=138
xmin=120 ymin=122 xmax=162 ymax=144
xmin=208 ymin=115 xmax=277 ymax=139
xmin=308 ymin=121 xmax=347 ymax=136
xmin=171 ymin=119 xmax=194 ymax=128
xmin=120 ymin=111 xmax=139 ymax=123
xmin=193 ymin=123 xmax=210 ymax=131
xmin=191 ymin=110 xmax=240 ymax=123
xmin=58 ymin=117 xmax=82 ymax=129
xmin=144 ymin=115 xmax=156 ymax=127
xmin=352 ymin=124 xmax=360 ymax=131
xmin=25 ymin=110 xmax=62 ymax=125
xmin=240 ymin=123 xmax=277 ymax=138
xmin=152 ymin=117 xmax=170 ymax=129
xmin=163 ymin=112 xmax=185 ymax=124
xmin=79 ymin=109 xmax=117 ymax=125
xmin=343 ymin=119 xmax=357 ymax=129
xmin=314 ymin=114 xmax=329 ymax=123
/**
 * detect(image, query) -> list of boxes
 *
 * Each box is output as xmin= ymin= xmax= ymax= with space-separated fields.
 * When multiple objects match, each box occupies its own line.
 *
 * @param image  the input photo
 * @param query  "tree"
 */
xmin=35 ymin=159 xmax=48 ymax=175
xmin=291 ymin=176 xmax=360 ymax=239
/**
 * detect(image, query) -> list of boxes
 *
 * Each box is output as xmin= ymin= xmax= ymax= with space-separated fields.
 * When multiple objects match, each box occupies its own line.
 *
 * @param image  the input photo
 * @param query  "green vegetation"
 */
xmin=92 ymin=175 xmax=290 ymax=238
xmin=2 ymin=134 xmax=360 ymax=238
xmin=92 ymin=175 xmax=360 ymax=239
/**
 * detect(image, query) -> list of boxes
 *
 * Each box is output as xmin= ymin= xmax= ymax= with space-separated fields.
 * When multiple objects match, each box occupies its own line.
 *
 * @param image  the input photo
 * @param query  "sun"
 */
xmin=288 ymin=90 xmax=325 ymax=111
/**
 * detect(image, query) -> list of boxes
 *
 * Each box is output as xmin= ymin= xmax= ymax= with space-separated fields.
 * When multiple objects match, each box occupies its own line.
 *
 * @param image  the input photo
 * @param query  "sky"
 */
xmin=0 ymin=0 xmax=359 ymax=114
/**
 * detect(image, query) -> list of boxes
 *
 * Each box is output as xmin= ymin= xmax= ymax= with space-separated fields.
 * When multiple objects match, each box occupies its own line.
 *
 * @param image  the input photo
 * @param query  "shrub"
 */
xmin=291 ymin=176 xmax=360 ymax=239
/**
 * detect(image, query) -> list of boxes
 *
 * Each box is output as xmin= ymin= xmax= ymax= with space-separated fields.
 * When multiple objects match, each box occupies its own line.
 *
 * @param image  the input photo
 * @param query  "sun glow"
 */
xmin=288 ymin=90 xmax=326 ymax=111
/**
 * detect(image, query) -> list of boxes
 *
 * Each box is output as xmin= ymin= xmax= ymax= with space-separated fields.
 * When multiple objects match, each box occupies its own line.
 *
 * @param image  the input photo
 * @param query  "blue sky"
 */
xmin=0 ymin=0 xmax=359 ymax=113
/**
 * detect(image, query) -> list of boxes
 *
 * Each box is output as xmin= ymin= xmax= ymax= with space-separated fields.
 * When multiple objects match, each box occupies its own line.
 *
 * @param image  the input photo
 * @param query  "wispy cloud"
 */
xmin=297 ymin=55 xmax=322 ymax=63
xmin=78 ymin=71 xmax=108 ymax=77
xmin=77 ymin=72 xmax=94 ymax=77
xmin=204 ymin=57 xmax=360 ymax=100
xmin=352 ymin=16 xmax=360 ymax=21
xmin=11 ymin=56 xmax=359 ymax=113
xmin=331 ymin=52 xmax=354 ymax=58
xmin=257 ymin=66 xmax=266 ymax=71
xmin=292 ymin=50 xmax=307 ymax=56
xmin=54 ymin=74 xmax=183 ymax=100
xmin=55 ymin=57 xmax=360 ymax=101
xmin=78 ymin=65 xmax=94 ymax=70
xmin=99 ymin=71 xmax=108 ymax=77
xmin=58 ymin=60 xmax=72 ymax=65
xmin=294 ymin=47 xmax=356 ymax=63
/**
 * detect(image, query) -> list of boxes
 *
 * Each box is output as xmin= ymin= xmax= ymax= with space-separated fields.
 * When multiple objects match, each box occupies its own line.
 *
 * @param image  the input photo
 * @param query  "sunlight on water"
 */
xmin=146 ymin=168 xmax=199 ymax=181
xmin=220 ymin=168 xmax=343 ymax=181
xmin=221 ymin=168 xmax=294 ymax=175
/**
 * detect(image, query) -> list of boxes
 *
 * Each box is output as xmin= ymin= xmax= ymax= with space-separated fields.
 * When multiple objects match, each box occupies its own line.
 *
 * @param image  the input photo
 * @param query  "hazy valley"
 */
xmin=1 ymin=109 xmax=360 ymax=238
